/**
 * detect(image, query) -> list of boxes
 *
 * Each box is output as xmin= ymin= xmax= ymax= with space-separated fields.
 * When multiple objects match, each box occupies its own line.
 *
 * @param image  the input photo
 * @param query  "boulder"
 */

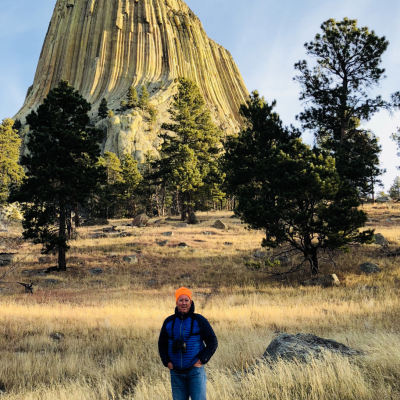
xmin=178 ymin=243 xmax=188 ymax=249
xmin=359 ymin=263 xmax=381 ymax=274
xmin=376 ymin=196 xmax=391 ymax=203
xmin=263 ymin=333 xmax=361 ymax=363
xmin=189 ymin=212 xmax=200 ymax=225
xmin=0 ymin=253 xmax=18 ymax=267
xmin=302 ymin=274 xmax=340 ymax=288
xmin=91 ymin=233 xmax=109 ymax=239
xmin=89 ymin=268 xmax=104 ymax=275
xmin=158 ymin=240 xmax=169 ymax=247
xmin=203 ymin=231 xmax=217 ymax=236
xmin=213 ymin=220 xmax=226 ymax=230
xmin=177 ymin=223 xmax=188 ymax=228
xmin=132 ymin=214 xmax=149 ymax=228
xmin=123 ymin=255 xmax=139 ymax=264
xmin=162 ymin=232 xmax=174 ymax=237
xmin=374 ymin=233 xmax=388 ymax=247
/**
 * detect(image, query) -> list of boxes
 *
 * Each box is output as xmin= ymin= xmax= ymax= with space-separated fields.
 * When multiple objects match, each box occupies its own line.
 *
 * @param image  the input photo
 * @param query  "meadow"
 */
xmin=0 ymin=205 xmax=400 ymax=399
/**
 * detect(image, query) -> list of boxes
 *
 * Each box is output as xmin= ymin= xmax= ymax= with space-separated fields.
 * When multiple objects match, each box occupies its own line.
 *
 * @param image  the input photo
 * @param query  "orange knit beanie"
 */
xmin=175 ymin=287 xmax=192 ymax=302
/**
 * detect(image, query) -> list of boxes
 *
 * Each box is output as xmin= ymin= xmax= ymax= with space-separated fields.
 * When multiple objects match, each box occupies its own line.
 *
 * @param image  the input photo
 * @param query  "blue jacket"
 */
xmin=158 ymin=302 xmax=218 ymax=374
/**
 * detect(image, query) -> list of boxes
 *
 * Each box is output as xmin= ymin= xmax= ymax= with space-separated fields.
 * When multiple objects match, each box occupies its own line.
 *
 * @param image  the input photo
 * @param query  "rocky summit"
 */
xmin=15 ymin=0 xmax=249 ymax=162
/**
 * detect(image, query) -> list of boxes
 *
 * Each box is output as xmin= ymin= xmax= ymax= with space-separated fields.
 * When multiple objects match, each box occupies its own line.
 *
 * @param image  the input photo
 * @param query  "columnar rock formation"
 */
xmin=15 ymin=0 xmax=249 ymax=161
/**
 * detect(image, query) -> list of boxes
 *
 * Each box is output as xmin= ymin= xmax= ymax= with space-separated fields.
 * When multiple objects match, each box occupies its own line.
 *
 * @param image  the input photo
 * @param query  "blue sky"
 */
xmin=1 ymin=0 xmax=399 ymax=191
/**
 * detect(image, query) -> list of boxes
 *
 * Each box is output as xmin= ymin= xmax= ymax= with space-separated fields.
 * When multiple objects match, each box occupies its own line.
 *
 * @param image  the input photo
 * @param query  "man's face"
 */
xmin=177 ymin=295 xmax=191 ymax=314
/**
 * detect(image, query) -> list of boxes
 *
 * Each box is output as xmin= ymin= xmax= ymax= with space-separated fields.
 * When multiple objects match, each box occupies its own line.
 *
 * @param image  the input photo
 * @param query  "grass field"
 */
xmin=0 ymin=205 xmax=400 ymax=399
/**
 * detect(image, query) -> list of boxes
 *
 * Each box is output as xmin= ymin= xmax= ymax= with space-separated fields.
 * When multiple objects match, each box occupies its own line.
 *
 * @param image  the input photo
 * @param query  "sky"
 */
xmin=1 ymin=0 xmax=399 ymax=191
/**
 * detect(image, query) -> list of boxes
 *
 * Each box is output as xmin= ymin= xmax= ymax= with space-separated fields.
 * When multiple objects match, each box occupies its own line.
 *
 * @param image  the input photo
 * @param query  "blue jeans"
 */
xmin=170 ymin=366 xmax=207 ymax=400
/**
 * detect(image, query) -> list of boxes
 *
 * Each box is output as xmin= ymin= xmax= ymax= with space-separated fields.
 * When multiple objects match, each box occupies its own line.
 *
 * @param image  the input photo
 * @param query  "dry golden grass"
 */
xmin=0 ymin=206 xmax=399 ymax=399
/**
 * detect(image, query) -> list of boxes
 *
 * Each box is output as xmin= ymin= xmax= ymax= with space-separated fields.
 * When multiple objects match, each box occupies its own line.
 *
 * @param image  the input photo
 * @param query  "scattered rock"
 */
xmin=374 ymin=233 xmax=388 ymax=247
xmin=376 ymin=196 xmax=391 ymax=203
xmin=132 ymin=214 xmax=149 ymax=227
xmin=154 ymin=219 xmax=165 ymax=225
xmin=359 ymin=263 xmax=381 ymax=274
xmin=0 ymin=253 xmax=18 ymax=267
xmin=91 ymin=233 xmax=109 ymax=239
xmin=177 ymin=223 xmax=188 ymax=228
xmin=254 ymin=250 xmax=268 ymax=259
xmin=178 ymin=243 xmax=188 ymax=249
xmin=302 ymin=274 xmax=340 ymax=288
xmin=162 ymin=232 xmax=173 ymax=237
xmin=89 ymin=268 xmax=104 ymax=276
xmin=102 ymin=227 xmax=115 ymax=233
xmin=180 ymin=274 xmax=191 ymax=279
xmin=189 ymin=212 xmax=200 ymax=225
xmin=213 ymin=220 xmax=226 ymax=230
xmin=203 ymin=231 xmax=217 ymax=236
xmin=50 ymin=332 xmax=65 ymax=341
xmin=224 ymin=242 xmax=233 ymax=246
xmin=44 ymin=279 xmax=60 ymax=285
xmin=119 ymin=232 xmax=133 ymax=237
xmin=123 ymin=255 xmax=139 ymax=264
xmin=263 ymin=333 xmax=361 ymax=363
xmin=158 ymin=240 xmax=169 ymax=247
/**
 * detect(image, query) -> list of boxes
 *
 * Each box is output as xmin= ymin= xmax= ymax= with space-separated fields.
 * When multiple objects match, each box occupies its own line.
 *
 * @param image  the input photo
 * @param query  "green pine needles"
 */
xmin=11 ymin=80 xmax=105 ymax=271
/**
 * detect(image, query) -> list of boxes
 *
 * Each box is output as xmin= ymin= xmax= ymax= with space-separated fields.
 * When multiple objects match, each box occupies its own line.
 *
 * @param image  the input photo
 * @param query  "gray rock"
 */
xmin=89 ymin=268 xmax=104 ymax=276
xmin=0 ymin=253 xmax=18 ymax=267
xmin=44 ymin=279 xmax=60 ymax=285
xmin=263 ymin=333 xmax=361 ymax=363
xmin=178 ymin=242 xmax=188 ymax=249
xmin=119 ymin=232 xmax=133 ymax=237
xmin=359 ymin=263 xmax=381 ymax=274
xmin=162 ymin=232 xmax=173 ymax=237
xmin=302 ymin=274 xmax=340 ymax=288
xmin=50 ymin=332 xmax=65 ymax=341
xmin=224 ymin=242 xmax=233 ymax=246
xmin=376 ymin=196 xmax=391 ymax=203
xmin=158 ymin=240 xmax=169 ymax=247
xmin=123 ymin=255 xmax=139 ymax=264
xmin=177 ymin=223 xmax=188 ymax=228
xmin=374 ymin=233 xmax=388 ymax=247
xmin=91 ymin=233 xmax=109 ymax=239
xmin=254 ymin=250 xmax=268 ymax=259
xmin=132 ymin=214 xmax=149 ymax=227
xmin=213 ymin=220 xmax=226 ymax=230
xmin=203 ymin=231 xmax=217 ymax=236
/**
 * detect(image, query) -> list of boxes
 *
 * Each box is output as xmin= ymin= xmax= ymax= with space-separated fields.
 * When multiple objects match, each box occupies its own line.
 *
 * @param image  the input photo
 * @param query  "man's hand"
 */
xmin=168 ymin=362 xmax=173 ymax=370
xmin=194 ymin=360 xmax=203 ymax=368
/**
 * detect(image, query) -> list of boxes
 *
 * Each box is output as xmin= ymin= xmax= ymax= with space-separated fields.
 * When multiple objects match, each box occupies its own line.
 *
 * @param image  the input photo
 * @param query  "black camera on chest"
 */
xmin=172 ymin=339 xmax=187 ymax=354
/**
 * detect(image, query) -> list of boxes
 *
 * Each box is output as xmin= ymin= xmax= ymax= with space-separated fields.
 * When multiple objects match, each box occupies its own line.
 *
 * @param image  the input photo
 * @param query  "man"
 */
xmin=158 ymin=287 xmax=218 ymax=400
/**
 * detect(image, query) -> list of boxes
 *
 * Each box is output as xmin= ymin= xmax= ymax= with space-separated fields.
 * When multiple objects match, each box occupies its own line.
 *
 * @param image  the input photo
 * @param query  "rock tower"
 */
xmin=15 ymin=0 xmax=249 ymax=161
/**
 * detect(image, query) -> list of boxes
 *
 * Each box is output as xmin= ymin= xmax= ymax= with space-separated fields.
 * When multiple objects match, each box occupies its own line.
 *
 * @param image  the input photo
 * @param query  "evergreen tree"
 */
xmin=224 ymin=93 xmax=373 ymax=275
xmin=127 ymin=86 xmax=138 ymax=109
xmin=98 ymin=98 xmax=109 ymax=119
xmin=10 ymin=80 xmax=104 ymax=271
xmin=389 ymin=177 xmax=400 ymax=200
xmin=138 ymin=86 xmax=150 ymax=110
xmin=150 ymin=77 xmax=224 ymax=220
xmin=13 ymin=119 xmax=22 ymax=131
xmin=294 ymin=18 xmax=396 ymax=196
xmin=0 ymin=119 xmax=24 ymax=206
xmin=118 ymin=154 xmax=142 ymax=217
xmin=97 ymin=151 xmax=123 ymax=218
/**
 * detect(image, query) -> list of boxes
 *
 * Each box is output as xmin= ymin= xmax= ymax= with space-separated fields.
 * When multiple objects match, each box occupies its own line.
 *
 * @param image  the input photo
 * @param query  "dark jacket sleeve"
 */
xmin=196 ymin=315 xmax=218 ymax=365
xmin=158 ymin=318 xmax=171 ymax=367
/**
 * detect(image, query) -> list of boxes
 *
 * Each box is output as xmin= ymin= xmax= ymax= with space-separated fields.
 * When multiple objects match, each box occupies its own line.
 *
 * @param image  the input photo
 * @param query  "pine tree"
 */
xmin=150 ymin=77 xmax=224 ymax=220
xmin=10 ymin=80 xmax=105 ymax=271
xmin=224 ymin=92 xmax=373 ymax=275
xmin=118 ymin=154 xmax=142 ymax=217
xmin=138 ymin=86 xmax=150 ymax=110
xmin=389 ymin=177 xmax=400 ymax=200
xmin=96 ymin=151 xmax=123 ymax=218
xmin=0 ymin=119 xmax=24 ymax=206
xmin=98 ymin=98 xmax=109 ymax=119
xmin=127 ymin=86 xmax=138 ymax=109
xmin=13 ymin=119 xmax=22 ymax=131
xmin=294 ymin=18 xmax=396 ymax=196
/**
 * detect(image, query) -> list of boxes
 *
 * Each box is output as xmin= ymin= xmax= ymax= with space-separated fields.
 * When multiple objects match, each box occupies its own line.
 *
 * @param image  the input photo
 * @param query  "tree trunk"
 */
xmin=310 ymin=250 xmax=319 ymax=275
xmin=58 ymin=198 xmax=67 ymax=271
xmin=74 ymin=203 xmax=80 ymax=228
